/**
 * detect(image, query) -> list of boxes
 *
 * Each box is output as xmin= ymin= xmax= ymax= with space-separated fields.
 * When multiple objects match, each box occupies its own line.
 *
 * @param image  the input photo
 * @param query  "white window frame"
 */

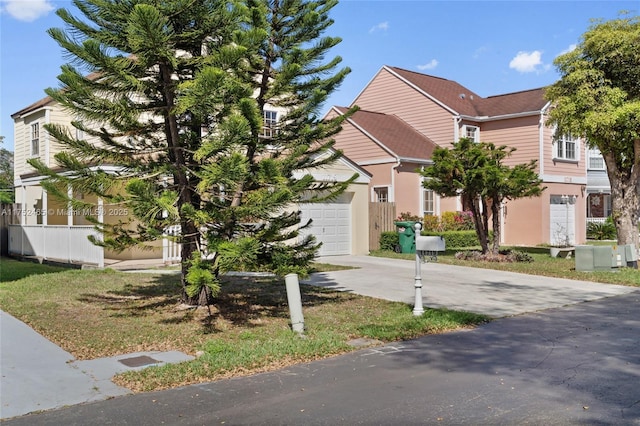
xmin=373 ymin=186 xmax=390 ymax=203
xmin=30 ymin=122 xmax=40 ymax=157
xmin=587 ymin=148 xmax=605 ymax=170
xmin=462 ymin=125 xmax=479 ymax=142
xmin=262 ymin=110 xmax=278 ymax=138
xmin=422 ymin=188 xmax=435 ymax=216
xmin=554 ymin=133 xmax=579 ymax=162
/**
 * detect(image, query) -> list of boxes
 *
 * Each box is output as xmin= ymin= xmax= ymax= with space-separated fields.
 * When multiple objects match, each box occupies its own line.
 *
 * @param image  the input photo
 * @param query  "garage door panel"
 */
xmin=300 ymin=196 xmax=352 ymax=256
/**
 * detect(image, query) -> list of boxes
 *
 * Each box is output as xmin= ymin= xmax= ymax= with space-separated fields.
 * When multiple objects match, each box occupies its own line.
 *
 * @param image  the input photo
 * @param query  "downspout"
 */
xmin=391 ymin=157 xmax=401 ymax=204
xmin=539 ymin=110 xmax=546 ymax=246
xmin=453 ymin=115 xmax=461 ymax=141
xmin=538 ymin=111 xmax=545 ymax=177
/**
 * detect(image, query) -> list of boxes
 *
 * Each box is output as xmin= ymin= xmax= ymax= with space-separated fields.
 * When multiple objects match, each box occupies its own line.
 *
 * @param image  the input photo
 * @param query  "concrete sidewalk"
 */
xmin=0 ymin=310 xmax=193 ymax=420
xmin=1 ymin=255 xmax=636 ymax=420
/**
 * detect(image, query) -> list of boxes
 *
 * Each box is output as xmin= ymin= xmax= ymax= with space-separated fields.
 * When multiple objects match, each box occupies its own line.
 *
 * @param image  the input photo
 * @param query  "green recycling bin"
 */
xmin=394 ymin=221 xmax=418 ymax=253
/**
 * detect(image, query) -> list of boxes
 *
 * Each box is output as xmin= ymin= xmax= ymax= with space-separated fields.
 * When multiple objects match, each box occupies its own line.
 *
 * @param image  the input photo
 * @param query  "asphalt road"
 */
xmin=5 ymin=290 xmax=640 ymax=426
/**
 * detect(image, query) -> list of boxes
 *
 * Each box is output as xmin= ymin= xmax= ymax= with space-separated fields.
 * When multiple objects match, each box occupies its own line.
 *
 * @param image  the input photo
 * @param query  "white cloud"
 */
xmin=509 ymin=50 xmax=545 ymax=73
xmin=558 ymin=44 xmax=577 ymax=57
xmin=472 ymin=46 xmax=489 ymax=59
xmin=416 ymin=59 xmax=438 ymax=71
xmin=2 ymin=0 xmax=54 ymax=22
xmin=369 ymin=21 xmax=389 ymax=34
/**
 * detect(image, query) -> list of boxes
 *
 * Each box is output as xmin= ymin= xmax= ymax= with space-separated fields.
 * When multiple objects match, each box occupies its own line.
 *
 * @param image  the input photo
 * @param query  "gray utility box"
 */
xmin=575 ymin=244 xmax=639 ymax=272
xmin=416 ymin=235 xmax=446 ymax=252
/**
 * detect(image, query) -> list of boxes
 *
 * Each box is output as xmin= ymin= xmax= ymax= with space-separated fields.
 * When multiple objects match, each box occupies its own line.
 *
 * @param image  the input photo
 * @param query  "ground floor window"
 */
xmin=423 ymin=189 xmax=434 ymax=216
xmin=373 ymin=186 xmax=389 ymax=203
xmin=587 ymin=193 xmax=612 ymax=218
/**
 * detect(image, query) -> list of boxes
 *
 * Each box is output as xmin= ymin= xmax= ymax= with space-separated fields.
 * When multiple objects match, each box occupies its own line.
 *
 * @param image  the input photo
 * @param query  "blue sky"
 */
xmin=1 ymin=0 xmax=638 ymax=152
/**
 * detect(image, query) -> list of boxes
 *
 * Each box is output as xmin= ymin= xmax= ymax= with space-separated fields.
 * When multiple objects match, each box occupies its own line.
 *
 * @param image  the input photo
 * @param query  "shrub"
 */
xmin=397 ymin=212 xmax=422 ymax=222
xmin=422 ymin=211 xmax=474 ymax=232
xmin=422 ymin=230 xmax=492 ymax=248
xmin=440 ymin=211 xmax=458 ymax=231
xmin=587 ymin=217 xmax=616 ymax=240
xmin=422 ymin=215 xmax=441 ymax=232
xmin=454 ymin=249 xmax=533 ymax=263
xmin=380 ymin=231 xmax=399 ymax=251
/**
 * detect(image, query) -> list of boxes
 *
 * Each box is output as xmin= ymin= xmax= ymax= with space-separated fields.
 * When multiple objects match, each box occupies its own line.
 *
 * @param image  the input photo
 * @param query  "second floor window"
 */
xmin=462 ymin=125 xmax=479 ymax=142
xmin=555 ymin=134 xmax=577 ymax=161
xmin=262 ymin=110 xmax=277 ymax=138
xmin=588 ymin=149 xmax=605 ymax=170
xmin=30 ymin=123 xmax=40 ymax=156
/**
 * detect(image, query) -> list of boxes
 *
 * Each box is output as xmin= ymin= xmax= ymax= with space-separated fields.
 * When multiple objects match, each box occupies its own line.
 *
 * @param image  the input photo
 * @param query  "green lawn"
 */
xmin=1 ymin=244 xmax=637 ymax=393
xmin=0 ymin=256 xmax=487 ymax=392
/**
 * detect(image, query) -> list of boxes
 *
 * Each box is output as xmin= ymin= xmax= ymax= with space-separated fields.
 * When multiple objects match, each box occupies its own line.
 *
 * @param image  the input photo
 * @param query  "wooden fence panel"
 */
xmin=369 ymin=202 xmax=396 ymax=251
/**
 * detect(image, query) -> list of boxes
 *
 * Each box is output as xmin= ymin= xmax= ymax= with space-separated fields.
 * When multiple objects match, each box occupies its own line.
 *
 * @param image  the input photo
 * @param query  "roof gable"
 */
xmin=384 ymin=66 xmax=548 ymax=118
xmin=334 ymin=106 xmax=438 ymax=162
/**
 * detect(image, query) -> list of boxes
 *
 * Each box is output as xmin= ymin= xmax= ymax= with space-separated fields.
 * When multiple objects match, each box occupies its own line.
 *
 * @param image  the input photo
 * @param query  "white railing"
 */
xmin=163 ymin=225 xmax=182 ymax=263
xmin=587 ymin=217 xmax=607 ymax=225
xmin=8 ymin=225 xmax=104 ymax=267
xmin=162 ymin=225 xmax=214 ymax=263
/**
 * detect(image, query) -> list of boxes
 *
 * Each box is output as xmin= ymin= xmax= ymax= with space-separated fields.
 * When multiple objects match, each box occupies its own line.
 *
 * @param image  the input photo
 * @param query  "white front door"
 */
xmin=299 ymin=193 xmax=352 ymax=256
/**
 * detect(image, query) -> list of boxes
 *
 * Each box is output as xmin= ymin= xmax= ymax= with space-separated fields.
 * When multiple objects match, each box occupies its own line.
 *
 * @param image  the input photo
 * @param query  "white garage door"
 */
xmin=550 ymin=195 xmax=575 ymax=246
xmin=299 ymin=193 xmax=352 ymax=256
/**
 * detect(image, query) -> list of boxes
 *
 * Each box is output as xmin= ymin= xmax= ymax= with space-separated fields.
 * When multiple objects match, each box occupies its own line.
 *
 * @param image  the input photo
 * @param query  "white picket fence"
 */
xmin=8 ymin=224 xmax=104 ymax=267
xmin=162 ymin=224 xmax=182 ymax=263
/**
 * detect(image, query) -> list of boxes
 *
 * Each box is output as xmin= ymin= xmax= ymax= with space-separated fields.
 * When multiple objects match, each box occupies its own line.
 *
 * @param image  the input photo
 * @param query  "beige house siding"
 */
xmin=364 ymin=163 xmax=395 ymax=201
xmin=502 ymin=183 xmax=586 ymax=246
xmin=47 ymin=106 xmax=74 ymax=163
xmin=393 ymin=162 xmax=423 ymax=216
xmin=439 ymin=197 xmax=459 ymax=214
xmin=346 ymin=183 xmax=370 ymax=255
xmin=14 ymin=110 xmax=48 ymax=179
xmin=479 ymin=116 xmax=541 ymax=170
xmin=353 ymin=68 xmax=454 ymax=146
xmin=12 ymin=117 xmax=26 ymax=183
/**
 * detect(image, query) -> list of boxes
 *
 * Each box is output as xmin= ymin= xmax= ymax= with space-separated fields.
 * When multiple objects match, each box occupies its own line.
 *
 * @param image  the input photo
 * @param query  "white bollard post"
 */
xmin=284 ymin=273 xmax=305 ymax=334
xmin=413 ymin=222 xmax=424 ymax=316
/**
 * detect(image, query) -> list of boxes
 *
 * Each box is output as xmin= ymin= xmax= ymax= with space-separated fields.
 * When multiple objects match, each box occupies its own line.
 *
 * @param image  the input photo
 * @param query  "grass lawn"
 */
xmin=0 ymin=257 xmax=487 ymax=392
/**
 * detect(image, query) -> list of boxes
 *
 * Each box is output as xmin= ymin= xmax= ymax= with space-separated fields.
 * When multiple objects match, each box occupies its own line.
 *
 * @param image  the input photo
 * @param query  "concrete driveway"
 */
xmin=306 ymin=255 xmax=636 ymax=317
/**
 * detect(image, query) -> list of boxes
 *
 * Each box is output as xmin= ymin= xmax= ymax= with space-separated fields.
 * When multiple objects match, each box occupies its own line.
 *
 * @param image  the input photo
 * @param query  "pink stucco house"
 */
xmin=327 ymin=65 xmax=588 ymax=247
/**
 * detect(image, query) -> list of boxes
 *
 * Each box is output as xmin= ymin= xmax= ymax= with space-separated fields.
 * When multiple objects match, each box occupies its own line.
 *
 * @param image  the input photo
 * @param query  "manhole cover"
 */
xmin=118 ymin=355 xmax=160 ymax=367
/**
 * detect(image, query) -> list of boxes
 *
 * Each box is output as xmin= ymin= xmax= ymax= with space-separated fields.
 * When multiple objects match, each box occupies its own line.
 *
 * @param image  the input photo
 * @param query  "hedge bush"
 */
xmin=380 ymin=229 xmax=494 ymax=251
xmin=422 ymin=230 xmax=494 ymax=248
xmin=379 ymin=231 xmax=399 ymax=250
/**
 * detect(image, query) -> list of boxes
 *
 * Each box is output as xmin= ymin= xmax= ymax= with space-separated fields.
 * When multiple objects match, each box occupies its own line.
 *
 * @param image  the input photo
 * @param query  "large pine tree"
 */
xmin=32 ymin=0 xmax=354 ymax=305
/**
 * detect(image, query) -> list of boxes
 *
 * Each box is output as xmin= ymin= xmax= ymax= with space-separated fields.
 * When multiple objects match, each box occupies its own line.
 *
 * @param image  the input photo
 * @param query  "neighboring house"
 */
xmin=328 ymin=65 xmax=588 ymax=247
xmin=10 ymin=96 xmax=370 ymax=267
